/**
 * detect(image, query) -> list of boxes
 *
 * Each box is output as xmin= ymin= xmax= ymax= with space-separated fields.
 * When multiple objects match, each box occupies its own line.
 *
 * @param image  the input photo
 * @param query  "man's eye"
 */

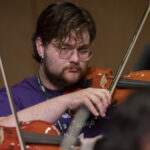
xmin=79 ymin=49 xmax=89 ymax=53
xmin=60 ymin=47 xmax=69 ymax=51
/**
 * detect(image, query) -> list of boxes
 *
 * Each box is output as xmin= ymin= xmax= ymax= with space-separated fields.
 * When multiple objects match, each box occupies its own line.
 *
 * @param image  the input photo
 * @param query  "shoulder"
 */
xmin=11 ymin=75 xmax=44 ymax=101
xmin=12 ymin=76 xmax=39 ymax=92
xmin=0 ymin=75 xmax=44 ymax=108
xmin=0 ymin=75 xmax=45 ymax=116
xmin=0 ymin=76 xmax=38 ymax=94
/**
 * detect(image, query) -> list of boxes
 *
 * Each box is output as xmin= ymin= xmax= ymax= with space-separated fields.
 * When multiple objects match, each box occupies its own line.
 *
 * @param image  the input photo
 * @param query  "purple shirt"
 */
xmin=0 ymin=75 xmax=111 ymax=138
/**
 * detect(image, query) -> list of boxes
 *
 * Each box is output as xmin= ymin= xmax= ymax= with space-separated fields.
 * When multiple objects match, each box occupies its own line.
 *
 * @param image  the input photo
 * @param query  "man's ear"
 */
xmin=36 ymin=37 xmax=44 ymax=59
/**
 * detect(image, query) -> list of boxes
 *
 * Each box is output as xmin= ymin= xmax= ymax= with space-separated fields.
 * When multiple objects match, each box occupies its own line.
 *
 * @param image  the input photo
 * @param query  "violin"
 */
xmin=0 ymin=120 xmax=80 ymax=150
xmin=0 ymin=120 xmax=60 ymax=150
xmin=83 ymin=66 xmax=150 ymax=104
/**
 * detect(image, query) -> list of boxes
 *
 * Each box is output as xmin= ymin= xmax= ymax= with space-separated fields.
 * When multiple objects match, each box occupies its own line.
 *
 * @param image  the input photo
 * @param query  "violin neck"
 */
xmin=117 ymin=78 xmax=150 ymax=89
xmin=22 ymin=131 xmax=81 ymax=146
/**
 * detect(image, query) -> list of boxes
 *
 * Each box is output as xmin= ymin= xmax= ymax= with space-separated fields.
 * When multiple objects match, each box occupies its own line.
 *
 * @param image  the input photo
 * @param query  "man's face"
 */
xmin=42 ymin=30 xmax=91 ymax=88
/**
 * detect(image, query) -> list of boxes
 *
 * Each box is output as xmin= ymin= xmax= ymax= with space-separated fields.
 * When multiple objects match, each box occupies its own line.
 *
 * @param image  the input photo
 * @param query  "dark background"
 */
xmin=0 ymin=0 xmax=150 ymax=87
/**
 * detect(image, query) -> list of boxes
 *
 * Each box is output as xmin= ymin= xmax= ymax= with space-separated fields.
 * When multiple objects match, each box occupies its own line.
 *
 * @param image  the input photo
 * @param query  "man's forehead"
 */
xmin=52 ymin=30 xmax=90 ymax=46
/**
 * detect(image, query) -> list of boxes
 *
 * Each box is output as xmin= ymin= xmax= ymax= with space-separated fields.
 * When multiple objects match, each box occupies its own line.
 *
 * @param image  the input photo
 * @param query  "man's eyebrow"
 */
xmin=61 ymin=43 xmax=72 ymax=47
xmin=78 ymin=44 xmax=90 ymax=49
xmin=60 ymin=43 xmax=90 ymax=48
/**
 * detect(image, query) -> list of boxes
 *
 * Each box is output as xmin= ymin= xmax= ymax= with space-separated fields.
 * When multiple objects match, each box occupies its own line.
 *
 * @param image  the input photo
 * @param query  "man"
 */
xmin=0 ymin=1 xmax=111 ymax=138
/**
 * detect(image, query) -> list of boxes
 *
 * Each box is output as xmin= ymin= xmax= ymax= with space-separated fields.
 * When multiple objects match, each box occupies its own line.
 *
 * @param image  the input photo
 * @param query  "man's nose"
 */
xmin=68 ymin=49 xmax=79 ymax=63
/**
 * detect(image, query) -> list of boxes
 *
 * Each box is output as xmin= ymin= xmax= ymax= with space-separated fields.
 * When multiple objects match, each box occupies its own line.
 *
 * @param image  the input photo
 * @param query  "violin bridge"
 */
xmin=0 ymin=127 xmax=4 ymax=144
xmin=99 ymin=74 xmax=107 ymax=89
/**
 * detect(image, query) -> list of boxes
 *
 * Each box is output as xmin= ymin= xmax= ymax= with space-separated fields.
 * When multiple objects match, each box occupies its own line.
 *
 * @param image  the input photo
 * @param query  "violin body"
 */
xmin=0 ymin=120 xmax=60 ymax=150
xmin=84 ymin=67 xmax=150 ymax=104
xmin=112 ymin=69 xmax=150 ymax=103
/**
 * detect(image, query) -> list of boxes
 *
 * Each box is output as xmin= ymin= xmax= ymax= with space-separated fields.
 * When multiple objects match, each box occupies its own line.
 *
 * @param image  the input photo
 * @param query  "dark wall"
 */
xmin=0 ymin=0 xmax=150 ymax=87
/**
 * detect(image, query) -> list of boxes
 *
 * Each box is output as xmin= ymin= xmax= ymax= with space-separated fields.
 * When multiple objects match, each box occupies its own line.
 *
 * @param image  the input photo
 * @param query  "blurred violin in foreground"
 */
xmin=0 ymin=120 xmax=80 ymax=150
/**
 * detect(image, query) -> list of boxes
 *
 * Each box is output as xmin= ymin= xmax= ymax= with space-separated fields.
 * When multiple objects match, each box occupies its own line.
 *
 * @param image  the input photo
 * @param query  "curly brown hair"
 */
xmin=32 ymin=1 xmax=96 ymax=63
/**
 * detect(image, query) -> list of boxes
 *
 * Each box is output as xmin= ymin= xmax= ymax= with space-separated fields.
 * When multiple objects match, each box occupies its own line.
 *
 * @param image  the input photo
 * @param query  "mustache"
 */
xmin=65 ymin=65 xmax=81 ymax=70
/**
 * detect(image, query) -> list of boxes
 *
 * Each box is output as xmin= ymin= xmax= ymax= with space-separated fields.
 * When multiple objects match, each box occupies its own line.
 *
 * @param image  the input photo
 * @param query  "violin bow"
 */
xmin=60 ymin=1 xmax=150 ymax=150
xmin=0 ymin=51 xmax=26 ymax=150
xmin=109 ymin=1 xmax=150 ymax=95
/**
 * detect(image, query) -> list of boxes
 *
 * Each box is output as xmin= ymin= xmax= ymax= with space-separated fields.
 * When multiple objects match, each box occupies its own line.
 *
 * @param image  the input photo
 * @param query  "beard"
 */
xmin=43 ymin=60 xmax=87 ymax=90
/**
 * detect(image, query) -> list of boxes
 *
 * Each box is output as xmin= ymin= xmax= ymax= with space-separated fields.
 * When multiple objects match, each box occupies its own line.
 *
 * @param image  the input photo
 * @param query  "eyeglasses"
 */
xmin=51 ymin=43 xmax=92 ymax=61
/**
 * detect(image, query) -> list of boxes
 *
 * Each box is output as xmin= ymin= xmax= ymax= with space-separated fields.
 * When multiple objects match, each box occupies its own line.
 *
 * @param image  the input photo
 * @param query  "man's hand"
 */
xmin=64 ymin=88 xmax=111 ymax=117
